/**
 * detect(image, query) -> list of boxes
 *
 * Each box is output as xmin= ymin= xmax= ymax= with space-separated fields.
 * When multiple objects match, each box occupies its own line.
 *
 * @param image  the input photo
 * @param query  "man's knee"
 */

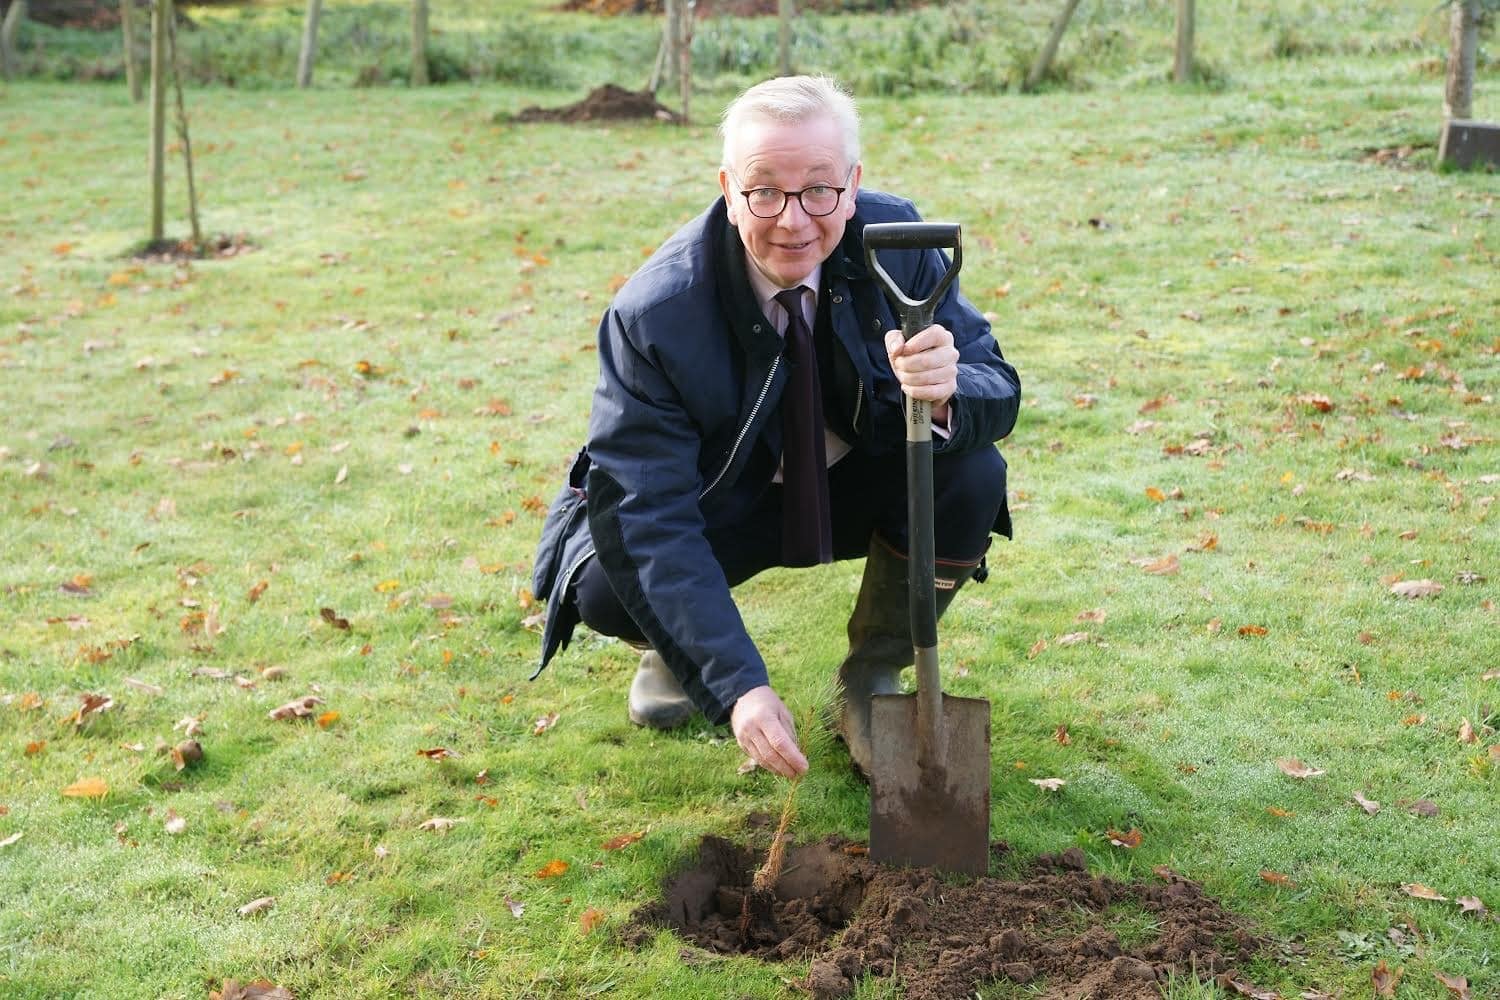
xmin=572 ymin=558 xmax=645 ymax=644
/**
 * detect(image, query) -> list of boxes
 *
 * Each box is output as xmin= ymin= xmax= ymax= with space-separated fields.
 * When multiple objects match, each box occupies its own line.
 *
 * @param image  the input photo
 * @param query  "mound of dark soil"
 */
xmin=512 ymin=84 xmax=680 ymax=124
xmin=130 ymin=232 xmax=255 ymax=263
xmin=626 ymin=836 xmax=1264 ymax=1000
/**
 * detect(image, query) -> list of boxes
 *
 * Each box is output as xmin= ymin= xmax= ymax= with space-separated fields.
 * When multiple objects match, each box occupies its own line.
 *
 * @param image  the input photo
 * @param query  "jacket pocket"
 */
xmin=530 ymin=447 xmax=592 ymax=598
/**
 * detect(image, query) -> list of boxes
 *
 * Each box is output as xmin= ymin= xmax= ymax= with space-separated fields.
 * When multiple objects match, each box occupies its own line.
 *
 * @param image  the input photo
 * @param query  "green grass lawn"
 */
xmin=1 ymin=23 xmax=1498 ymax=1000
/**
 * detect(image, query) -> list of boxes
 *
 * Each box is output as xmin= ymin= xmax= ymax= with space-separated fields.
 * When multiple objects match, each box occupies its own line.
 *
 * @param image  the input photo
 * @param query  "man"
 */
xmin=531 ymin=75 xmax=1019 ymax=779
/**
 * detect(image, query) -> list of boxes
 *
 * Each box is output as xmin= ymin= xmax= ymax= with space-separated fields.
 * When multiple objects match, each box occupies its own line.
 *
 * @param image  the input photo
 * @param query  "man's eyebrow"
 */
xmin=742 ymin=163 xmax=839 ymax=184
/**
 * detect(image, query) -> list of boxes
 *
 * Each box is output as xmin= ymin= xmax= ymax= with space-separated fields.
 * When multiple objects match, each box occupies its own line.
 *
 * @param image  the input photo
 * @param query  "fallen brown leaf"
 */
xmin=1458 ymin=718 xmax=1477 ymax=744
xmin=1026 ymin=638 xmax=1048 ymax=659
xmin=1259 ymin=870 xmax=1295 ymax=887
xmin=268 ymin=695 xmax=324 ymax=721
xmin=1214 ymin=971 xmax=1279 ymax=999
xmin=1352 ymin=791 xmax=1381 ymax=815
xmin=1407 ymin=799 xmax=1439 ymax=817
xmin=1401 ymin=882 xmax=1448 ymax=901
xmin=1140 ymin=553 xmax=1180 ymax=575
xmin=1053 ymin=724 xmax=1071 ymax=746
xmin=419 ymin=817 xmax=464 ymax=832
xmin=1372 ymin=958 xmax=1401 ymax=997
xmin=535 ymin=859 xmax=569 ymax=878
xmin=601 ymin=831 xmax=644 ymax=851
xmin=1075 ymin=608 xmax=1107 ymax=623
xmin=532 ymin=711 xmax=559 ymax=736
xmin=1029 ymin=778 xmax=1066 ymax=792
xmin=1238 ymin=624 xmax=1269 ymax=637
xmin=1391 ymin=579 xmax=1443 ymax=599
xmin=1107 ymin=828 xmax=1143 ymax=849
xmin=0 ymin=831 xmax=22 ymax=850
xmin=211 ymin=979 xmax=294 ymax=1000
xmin=61 ymin=777 xmax=108 ymax=799
xmin=67 ymin=692 xmax=115 ymax=729
xmin=504 ymin=896 xmax=525 ymax=918
xmin=579 ymin=907 xmax=606 ymax=934
xmin=416 ymin=747 xmax=460 ymax=760
xmin=247 ymin=580 xmax=269 ymax=603
xmin=1434 ymin=971 xmax=1470 ymax=1000
xmin=237 ymin=896 xmax=275 ymax=917
xmin=1276 ymin=758 xmax=1325 ymax=779
xmin=319 ymin=607 xmax=351 ymax=630
xmin=316 ymin=710 xmax=339 ymax=728
xmin=1455 ymin=896 xmax=1486 ymax=917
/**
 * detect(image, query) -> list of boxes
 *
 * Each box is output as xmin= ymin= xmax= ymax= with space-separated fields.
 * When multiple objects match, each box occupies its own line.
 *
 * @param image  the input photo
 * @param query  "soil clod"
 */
xmin=511 ymin=84 xmax=681 ymax=124
xmin=627 ymin=834 xmax=1263 ymax=1000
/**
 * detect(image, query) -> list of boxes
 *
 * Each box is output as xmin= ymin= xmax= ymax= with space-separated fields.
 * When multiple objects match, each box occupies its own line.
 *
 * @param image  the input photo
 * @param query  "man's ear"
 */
xmin=718 ymin=167 xmax=739 ymax=227
xmin=843 ymin=162 xmax=863 ymax=220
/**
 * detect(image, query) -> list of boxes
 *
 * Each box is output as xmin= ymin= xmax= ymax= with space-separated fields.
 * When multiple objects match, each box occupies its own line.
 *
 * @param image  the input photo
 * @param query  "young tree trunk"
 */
xmin=1443 ymin=0 xmax=1480 ymax=121
xmin=778 ymin=0 xmax=793 ymax=77
xmin=410 ymin=0 xmax=429 ymax=86
xmin=1 ymin=0 xmax=28 ymax=82
xmin=1024 ymin=0 xmax=1082 ymax=93
xmin=121 ymin=0 xmax=143 ymax=101
xmin=297 ymin=0 xmax=323 ymax=88
xmin=167 ymin=10 xmax=200 ymax=245
xmin=679 ymin=0 xmax=695 ymax=124
xmin=150 ymin=0 xmax=169 ymax=243
xmin=1174 ymin=0 xmax=1195 ymax=83
xmin=647 ymin=0 xmax=675 ymax=93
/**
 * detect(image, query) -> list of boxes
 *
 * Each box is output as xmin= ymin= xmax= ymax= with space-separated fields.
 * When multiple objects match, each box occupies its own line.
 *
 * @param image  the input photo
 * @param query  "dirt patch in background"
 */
xmin=511 ymin=84 xmax=681 ymax=124
xmin=625 ymin=836 xmax=1263 ymax=999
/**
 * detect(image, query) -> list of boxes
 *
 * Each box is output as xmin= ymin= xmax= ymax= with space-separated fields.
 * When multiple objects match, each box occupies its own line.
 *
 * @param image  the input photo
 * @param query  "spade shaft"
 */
xmin=864 ymin=222 xmax=991 ymax=876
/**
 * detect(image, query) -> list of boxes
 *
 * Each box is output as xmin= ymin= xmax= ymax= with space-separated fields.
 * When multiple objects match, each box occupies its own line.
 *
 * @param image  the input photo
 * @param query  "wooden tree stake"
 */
xmin=1024 ymin=0 xmax=1082 ymax=93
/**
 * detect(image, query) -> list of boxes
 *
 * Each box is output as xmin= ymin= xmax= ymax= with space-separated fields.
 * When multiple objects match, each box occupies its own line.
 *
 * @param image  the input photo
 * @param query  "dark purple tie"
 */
xmin=776 ymin=286 xmax=833 ymax=566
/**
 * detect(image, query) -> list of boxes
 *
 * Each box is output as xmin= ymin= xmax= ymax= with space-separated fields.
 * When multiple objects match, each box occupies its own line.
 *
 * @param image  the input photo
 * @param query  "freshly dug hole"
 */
xmin=626 ymin=838 xmax=1263 ymax=1000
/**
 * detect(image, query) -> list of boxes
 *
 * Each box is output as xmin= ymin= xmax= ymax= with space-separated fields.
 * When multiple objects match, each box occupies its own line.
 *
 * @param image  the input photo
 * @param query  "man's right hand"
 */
xmin=730 ymin=685 xmax=809 ymax=778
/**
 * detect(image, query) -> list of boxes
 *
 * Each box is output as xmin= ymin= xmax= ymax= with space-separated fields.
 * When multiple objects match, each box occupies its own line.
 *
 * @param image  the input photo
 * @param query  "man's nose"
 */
xmin=775 ymin=194 xmax=810 ymax=226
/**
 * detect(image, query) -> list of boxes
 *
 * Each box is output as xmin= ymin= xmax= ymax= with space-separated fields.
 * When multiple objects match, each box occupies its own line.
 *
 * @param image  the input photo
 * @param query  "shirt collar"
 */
xmin=746 ymin=260 xmax=821 ymax=332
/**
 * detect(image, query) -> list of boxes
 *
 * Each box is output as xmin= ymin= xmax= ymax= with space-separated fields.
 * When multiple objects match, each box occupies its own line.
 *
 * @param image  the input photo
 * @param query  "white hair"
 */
xmin=719 ymin=75 xmax=861 ymax=174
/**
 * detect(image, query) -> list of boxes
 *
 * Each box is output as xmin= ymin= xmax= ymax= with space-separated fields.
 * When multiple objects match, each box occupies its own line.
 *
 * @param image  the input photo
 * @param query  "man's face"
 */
xmin=718 ymin=115 xmax=862 ymax=289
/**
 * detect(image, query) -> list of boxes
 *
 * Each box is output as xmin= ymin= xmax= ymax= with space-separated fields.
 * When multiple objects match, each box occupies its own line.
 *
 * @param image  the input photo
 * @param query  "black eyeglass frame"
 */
xmin=731 ymin=165 xmax=857 ymax=219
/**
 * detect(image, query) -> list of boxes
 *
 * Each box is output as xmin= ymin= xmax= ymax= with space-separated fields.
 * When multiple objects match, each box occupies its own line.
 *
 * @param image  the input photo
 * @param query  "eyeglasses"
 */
xmin=733 ymin=167 xmax=853 ymax=219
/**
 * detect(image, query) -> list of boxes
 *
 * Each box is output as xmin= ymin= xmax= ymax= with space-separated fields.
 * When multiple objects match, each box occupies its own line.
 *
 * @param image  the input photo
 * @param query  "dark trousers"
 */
xmin=573 ymin=445 xmax=1006 ymax=646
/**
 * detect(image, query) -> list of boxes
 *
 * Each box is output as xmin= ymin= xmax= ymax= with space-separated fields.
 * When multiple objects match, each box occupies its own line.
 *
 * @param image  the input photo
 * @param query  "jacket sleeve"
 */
xmin=920 ymin=249 xmax=1021 ymax=455
xmin=584 ymin=305 xmax=769 ymax=725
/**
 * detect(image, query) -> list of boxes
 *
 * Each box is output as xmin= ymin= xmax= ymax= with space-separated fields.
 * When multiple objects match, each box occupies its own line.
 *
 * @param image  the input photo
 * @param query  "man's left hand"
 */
xmin=885 ymin=324 xmax=958 ymax=426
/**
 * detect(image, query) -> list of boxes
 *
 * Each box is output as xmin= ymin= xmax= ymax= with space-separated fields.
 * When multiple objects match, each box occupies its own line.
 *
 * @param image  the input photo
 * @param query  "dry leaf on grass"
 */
xmin=1457 ymin=718 xmax=1478 ymax=744
xmin=123 ymin=677 xmax=164 ymax=696
xmin=504 ymin=896 xmax=525 ymax=918
xmin=1434 ymin=971 xmax=1471 ymax=1000
xmin=67 ymin=692 xmax=114 ymax=729
xmin=416 ymin=747 xmax=460 ymax=760
xmin=532 ymin=712 xmax=559 ymax=736
xmin=1107 ymin=828 xmax=1143 ymax=849
xmin=1214 ymin=971 xmax=1279 ymax=999
xmin=1259 ymin=870 xmax=1295 ymax=887
xmin=319 ymin=607 xmax=350 ymax=630
xmin=419 ymin=817 xmax=464 ymax=832
xmin=1456 ymin=896 xmax=1487 ymax=917
xmin=164 ymin=812 xmax=186 ymax=835
xmin=1407 ymin=799 xmax=1439 ymax=817
xmin=268 ymin=695 xmax=324 ymax=721
xmin=237 ymin=896 xmax=275 ymax=917
xmin=535 ymin=859 xmax=569 ymax=878
xmin=1029 ymin=778 xmax=1066 ymax=792
xmin=601 ymin=831 xmax=643 ymax=851
xmin=62 ymin=777 xmax=108 ymax=799
xmin=211 ymin=979 xmax=294 ymax=1000
xmin=1276 ymin=758 xmax=1325 ymax=779
xmin=1352 ymin=791 xmax=1381 ymax=815
xmin=1391 ymin=579 xmax=1443 ymax=599
xmin=1401 ymin=882 xmax=1448 ymax=901
xmin=0 ymin=832 xmax=22 ymax=850
xmin=578 ymin=907 xmax=606 ymax=934
xmin=1139 ymin=553 xmax=1180 ymax=575
xmin=1372 ymin=958 xmax=1401 ymax=997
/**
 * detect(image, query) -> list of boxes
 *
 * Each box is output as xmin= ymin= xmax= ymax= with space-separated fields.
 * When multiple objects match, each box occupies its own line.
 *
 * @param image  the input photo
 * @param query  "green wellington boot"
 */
xmin=626 ymin=647 xmax=696 ymax=730
xmin=834 ymin=537 xmax=980 ymax=777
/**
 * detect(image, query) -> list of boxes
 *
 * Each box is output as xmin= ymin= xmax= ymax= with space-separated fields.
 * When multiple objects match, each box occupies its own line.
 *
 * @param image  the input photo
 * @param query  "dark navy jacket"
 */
xmin=532 ymin=190 xmax=1020 ymax=724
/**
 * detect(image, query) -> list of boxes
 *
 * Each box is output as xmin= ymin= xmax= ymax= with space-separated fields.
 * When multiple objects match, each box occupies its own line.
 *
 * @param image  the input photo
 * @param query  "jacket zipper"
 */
xmin=700 ymin=356 xmax=780 ymax=500
xmin=851 ymin=376 xmax=864 ymax=433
